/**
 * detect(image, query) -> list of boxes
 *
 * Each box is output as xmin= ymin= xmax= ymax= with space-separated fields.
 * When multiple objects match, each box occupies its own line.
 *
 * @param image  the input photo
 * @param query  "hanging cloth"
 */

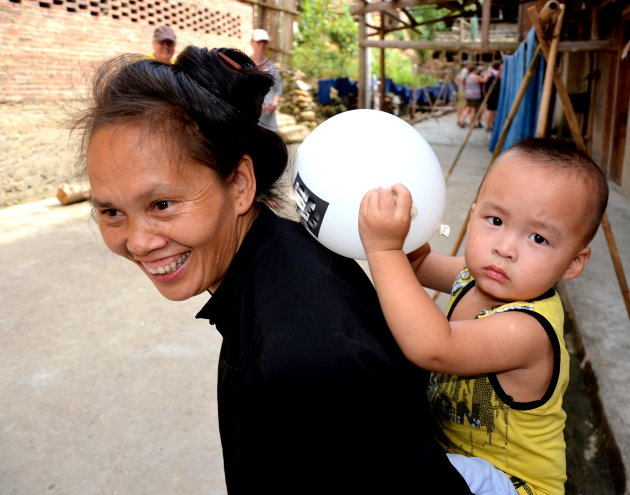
xmin=489 ymin=28 xmax=546 ymax=153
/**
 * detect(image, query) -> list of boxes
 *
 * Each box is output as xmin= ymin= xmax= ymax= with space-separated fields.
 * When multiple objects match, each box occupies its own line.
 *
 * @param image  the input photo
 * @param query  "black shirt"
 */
xmin=196 ymin=205 xmax=471 ymax=494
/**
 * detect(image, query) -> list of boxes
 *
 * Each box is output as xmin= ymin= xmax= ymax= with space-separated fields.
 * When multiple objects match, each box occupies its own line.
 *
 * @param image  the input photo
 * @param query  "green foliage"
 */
xmin=292 ymin=0 xmax=359 ymax=81
xmin=371 ymin=50 xmax=438 ymax=87
xmin=291 ymin=1 xmax=449 ymax=87
xmin=407 ymin=5 xmax=453 ymax=40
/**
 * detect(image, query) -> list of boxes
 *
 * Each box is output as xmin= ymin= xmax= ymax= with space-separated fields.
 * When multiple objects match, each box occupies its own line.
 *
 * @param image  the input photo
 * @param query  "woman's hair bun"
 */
xmin=74 ymin=45 xmax=288 ymax=204
xmin=173 ymin=46 xmax=273 ymax=126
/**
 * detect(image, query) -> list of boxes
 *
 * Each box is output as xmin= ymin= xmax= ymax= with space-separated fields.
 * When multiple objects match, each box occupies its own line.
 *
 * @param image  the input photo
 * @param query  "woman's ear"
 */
xmin=561 ymin=247 xmax=591 ymax=281
xmin=231 ymin=154 xmax=257 ymax=215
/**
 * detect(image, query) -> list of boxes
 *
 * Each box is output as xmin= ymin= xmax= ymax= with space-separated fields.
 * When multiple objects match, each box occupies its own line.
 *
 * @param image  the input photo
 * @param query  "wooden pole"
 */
xmin=527 ymin=7 xmax=584 ymax=149
xmin=601 ymin=215 xmax=630 ymax=316
xmin=422 ymin=86 xmax=432 ymax=107
xmin=536 ymin=3 xmax=565 ymax=137
xmin=358 ymin=13 xmax=368 ymax=109
xmin=428 ymin=69 xmax=453 ymax=118
xmin=480 ymin=0 xmax=491 ymax=52
xmin=539 ymin=0 xmax=560 ymax=26
xmin=379 ymin=13 xmax=386 ymax=110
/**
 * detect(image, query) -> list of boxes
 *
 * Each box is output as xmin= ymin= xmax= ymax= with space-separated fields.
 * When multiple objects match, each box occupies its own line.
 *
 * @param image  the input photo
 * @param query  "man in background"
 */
xmin=250 ymin=28 xmax=282 ymax=132
xmin=149 ymin=25 xmax=177 ymax=64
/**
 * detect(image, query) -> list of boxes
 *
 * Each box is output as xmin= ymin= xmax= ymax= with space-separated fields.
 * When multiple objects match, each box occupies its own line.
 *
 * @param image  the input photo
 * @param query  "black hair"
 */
xmin=74 ymin=45 xmax=288 ymax=204
xmin=491 ymin=137 xmax=609 ymax=245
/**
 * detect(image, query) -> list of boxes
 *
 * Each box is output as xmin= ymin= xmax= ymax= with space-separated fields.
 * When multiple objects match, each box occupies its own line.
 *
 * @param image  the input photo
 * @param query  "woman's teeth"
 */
xmin=145 ymin=253 xmax=190 ymax=274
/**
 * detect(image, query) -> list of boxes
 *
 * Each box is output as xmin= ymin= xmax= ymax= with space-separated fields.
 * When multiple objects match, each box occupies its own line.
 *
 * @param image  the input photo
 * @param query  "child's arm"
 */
xmin=407 ymin=245 xmax=465 ymax=294
xmin=359 ymin=184 xmax=551 ymax=377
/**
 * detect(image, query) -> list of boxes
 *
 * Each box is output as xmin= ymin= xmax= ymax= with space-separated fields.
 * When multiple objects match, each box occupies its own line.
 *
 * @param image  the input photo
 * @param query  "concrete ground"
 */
xmin=1 ymin=112 xmax=628 ymax=494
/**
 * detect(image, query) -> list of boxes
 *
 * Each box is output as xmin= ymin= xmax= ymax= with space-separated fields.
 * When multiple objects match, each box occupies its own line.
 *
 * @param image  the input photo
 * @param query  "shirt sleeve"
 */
xmin=265 ymin=60 xmax=283 ymax=97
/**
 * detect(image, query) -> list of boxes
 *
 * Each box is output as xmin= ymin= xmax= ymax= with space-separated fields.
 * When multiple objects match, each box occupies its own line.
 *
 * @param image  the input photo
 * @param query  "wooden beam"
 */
xmin=359 ymin=38 xmax=617 ymax=53
xmin=400 ymin=7 xmax=417 ymax=26
xmin=351 ymin=0 xmax=455 ymax=16
xmin=557 ymin=40 xmax=618 ymax=52
xmin=360 ymin=39 xmax=520 ymax=52
xmin=380 ymin=12 xmax=386 ymax=109
xmin=382 ymin=12 xmax=464 ymax=34
xmin=480 ymin=0 xmax=490 ymax=51
xmin=358 ymin=13 xmax=368 ymax=109
xmin=238 ymin=0 xmax=299 ymax=16
xmin=536 ymin=3 xmax=565 ymax=137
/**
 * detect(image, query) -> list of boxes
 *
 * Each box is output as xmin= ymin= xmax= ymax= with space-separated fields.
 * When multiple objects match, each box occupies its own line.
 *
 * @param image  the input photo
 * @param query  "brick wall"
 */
xmin=0 ymin=0 xmax=253 ymax=102
xmin=0 ymin=0 xmax=253 ymax=206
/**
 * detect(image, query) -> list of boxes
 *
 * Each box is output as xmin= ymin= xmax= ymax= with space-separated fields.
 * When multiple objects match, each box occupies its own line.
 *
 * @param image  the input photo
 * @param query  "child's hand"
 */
xmin=359 ymin=183 xmax=412 ymax=254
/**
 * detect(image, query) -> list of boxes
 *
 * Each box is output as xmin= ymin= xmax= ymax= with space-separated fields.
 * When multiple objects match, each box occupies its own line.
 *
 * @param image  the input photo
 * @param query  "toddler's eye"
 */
xmin=154 ymin=200 xmax=173 ymax=211
xmin=530 ymin=233 xmax=547 ymax=245
xmin=487 ymin=216 xmax=502 ymax=226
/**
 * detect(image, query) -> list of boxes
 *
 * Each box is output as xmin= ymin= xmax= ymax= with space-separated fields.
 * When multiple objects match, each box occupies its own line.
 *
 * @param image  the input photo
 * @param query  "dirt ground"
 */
xmin=0 ymin=102 xmax=81 ymax=207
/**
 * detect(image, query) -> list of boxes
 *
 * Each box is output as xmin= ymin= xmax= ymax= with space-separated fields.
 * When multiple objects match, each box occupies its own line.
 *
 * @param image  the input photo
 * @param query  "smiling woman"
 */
xmin=87 ymin=123 xmax=249 ymax=300
xmin=72 ymin=45 xmax=474 ymax=494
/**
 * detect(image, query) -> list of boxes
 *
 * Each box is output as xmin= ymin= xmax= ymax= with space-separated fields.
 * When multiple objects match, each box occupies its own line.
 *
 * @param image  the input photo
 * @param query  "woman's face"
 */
xmin=87 ymin=124 xmax=255 ymax=301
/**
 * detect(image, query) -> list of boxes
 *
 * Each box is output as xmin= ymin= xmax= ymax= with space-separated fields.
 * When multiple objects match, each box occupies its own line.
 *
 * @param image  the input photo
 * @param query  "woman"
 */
xmin=483 ymin=62 xmax=502 ymax=132
xmin=76 ymin=46 xmax=472 ymax=494
xmin=249 ymin=28 xmax=282 ymax=131
xmin=463 ymin=66 xmax=487 ymax=128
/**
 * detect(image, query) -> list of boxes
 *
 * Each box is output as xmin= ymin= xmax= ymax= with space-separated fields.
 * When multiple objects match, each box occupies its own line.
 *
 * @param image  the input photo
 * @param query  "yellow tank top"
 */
xmin=428 ymin=269 xmax=569 ymax=495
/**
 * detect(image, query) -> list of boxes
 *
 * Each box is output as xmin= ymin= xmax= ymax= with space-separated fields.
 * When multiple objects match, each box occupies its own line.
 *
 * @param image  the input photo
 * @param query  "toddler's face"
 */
xmin=464 ymin=154 xmax=590 ymax=303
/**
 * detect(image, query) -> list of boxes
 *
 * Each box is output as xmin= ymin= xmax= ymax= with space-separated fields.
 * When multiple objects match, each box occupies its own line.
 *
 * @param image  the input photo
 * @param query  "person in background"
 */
xmin=483 ymin=62 xmax=502 ymax=132
xmin=455 ymin=61 xmax=473 ymax=128
xmin=148 ymin=25 xmax=177 ymax=64
xmin=463 ymin=66 xmax=487 ymax=128
xmin=75 ymin=45 xmax=473 ymax=494
xmin=358 ymin=138 xmax=608 ymax=495
xmin=249 ymin=28 xmax=282 ymax=132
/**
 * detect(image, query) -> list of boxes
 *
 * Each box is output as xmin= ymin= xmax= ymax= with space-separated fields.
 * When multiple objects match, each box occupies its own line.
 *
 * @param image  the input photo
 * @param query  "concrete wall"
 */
xmin=0 ymin=0 xmax=253 ymax=206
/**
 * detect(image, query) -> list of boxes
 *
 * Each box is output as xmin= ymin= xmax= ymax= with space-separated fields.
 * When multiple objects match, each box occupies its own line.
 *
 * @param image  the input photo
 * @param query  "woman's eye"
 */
xmin=102 ymin=208 xmax=119 ymax=217
xmin=153 ymin=200 xmax=173 ymax=211
xmin=487 ymin=216 xmax=502 ymax=226
xmin=530 ymin=233 xmax=548 ymax=245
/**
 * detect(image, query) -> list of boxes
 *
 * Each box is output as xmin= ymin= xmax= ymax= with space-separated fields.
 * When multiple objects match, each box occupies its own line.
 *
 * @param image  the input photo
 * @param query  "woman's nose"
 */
xmin=125 ymin=218 xmax=167 ymax=256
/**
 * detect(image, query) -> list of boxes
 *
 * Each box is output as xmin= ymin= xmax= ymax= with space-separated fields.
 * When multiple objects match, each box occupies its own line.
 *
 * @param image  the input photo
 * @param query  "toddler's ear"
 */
xmin=466 ymin=203 xmax=477 ymax=234
xmin=561 ymin=247 xmax=591 ymax=281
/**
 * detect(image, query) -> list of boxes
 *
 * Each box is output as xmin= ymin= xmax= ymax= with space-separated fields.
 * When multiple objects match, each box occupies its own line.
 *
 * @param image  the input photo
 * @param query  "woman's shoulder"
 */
xmin=249 ymin=207 xmax=376 ymax=300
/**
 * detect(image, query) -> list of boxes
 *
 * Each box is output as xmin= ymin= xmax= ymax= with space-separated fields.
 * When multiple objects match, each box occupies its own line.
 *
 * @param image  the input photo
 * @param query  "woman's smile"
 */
xmin=140 ymin=251 xmax=191 ymax=275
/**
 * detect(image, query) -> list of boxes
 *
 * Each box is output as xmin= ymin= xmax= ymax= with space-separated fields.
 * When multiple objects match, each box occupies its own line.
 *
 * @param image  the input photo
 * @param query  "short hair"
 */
xmin=73 ymin=46 xmax=288 ymax=205
xmin=496 ymin=137 xmax=609 ymax=245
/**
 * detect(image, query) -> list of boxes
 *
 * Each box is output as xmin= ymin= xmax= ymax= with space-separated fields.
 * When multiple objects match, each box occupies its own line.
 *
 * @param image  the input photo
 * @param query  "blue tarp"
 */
xmin=380 ymin=78 xmax=456 ymax=106
xmin=317 ymin=78 xmax=359 ymax=104
xmin=489 ymin=28 xmax=546 ymax=153
xmin=412 ymin=82 xmax=456 ymax=105
xmin=318 ymin=77 xmax=456 ymax=106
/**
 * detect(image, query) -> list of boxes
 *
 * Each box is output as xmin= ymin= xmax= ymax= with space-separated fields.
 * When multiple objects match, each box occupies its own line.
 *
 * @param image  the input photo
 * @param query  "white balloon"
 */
xmin=292 ymin=109 xmax=446 ymax=260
